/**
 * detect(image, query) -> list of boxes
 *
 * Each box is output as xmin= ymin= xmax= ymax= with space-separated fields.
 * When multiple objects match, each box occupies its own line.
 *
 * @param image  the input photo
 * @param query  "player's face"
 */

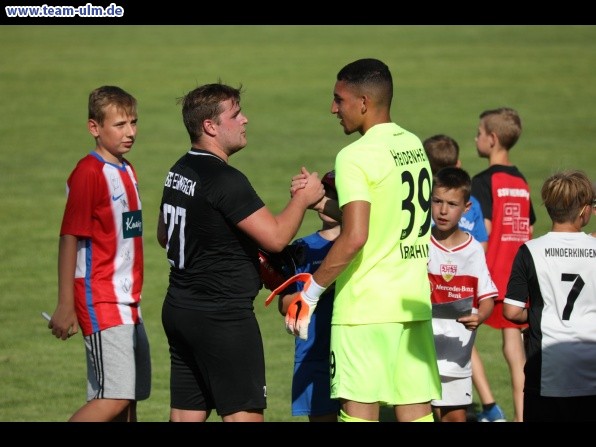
xmin=431 ymin=186 xmax=471 ymax=233
xmin=331 ymin=80 xmax=364 ymax=135
xmin=89 ymin=105 xmax=137 ymax=163
xmin=475 ymin=122 xmax=492 ymax=158
xmin=215 ymin=98 xmax=248 ymax=155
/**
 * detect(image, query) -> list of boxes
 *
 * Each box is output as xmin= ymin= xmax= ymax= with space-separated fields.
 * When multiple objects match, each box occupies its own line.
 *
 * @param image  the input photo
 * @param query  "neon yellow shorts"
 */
xmin=330 ymin=320 xmax=441 ymax=405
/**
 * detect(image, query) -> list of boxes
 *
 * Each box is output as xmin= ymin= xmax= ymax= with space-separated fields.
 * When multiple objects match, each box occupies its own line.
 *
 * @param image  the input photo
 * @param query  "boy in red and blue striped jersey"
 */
xmin=47 ymin=86 xmax=151 ymax=422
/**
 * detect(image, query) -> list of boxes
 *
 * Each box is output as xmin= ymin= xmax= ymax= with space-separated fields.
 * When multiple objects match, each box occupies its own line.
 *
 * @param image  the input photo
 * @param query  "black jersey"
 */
xmin=504 ymin=232 xmax=596 ymax=397
xmin=160 ymin=149 xmax=265 ymax=311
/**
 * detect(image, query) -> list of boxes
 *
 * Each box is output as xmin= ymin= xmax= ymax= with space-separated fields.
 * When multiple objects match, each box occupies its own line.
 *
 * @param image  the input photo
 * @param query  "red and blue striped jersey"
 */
xmin=60 ymin=152 xmax=144 ymax=336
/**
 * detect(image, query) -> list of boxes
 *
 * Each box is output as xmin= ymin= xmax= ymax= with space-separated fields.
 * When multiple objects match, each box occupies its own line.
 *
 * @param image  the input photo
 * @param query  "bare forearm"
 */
xmin=238 ymin=199 xmax=310 ymax=253
xmin=57 ymin=235 xmax=77 ymax=310
xmin=53 ymin=234 xmax=80 ymax=339
xmin=312 ymin=232 xmax=360 ymax=288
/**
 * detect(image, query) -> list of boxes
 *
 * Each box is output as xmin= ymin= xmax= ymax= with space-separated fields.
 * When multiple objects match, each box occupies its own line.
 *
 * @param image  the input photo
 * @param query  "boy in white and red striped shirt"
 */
xmin=428 ymin=167 xmax=497 ymax=422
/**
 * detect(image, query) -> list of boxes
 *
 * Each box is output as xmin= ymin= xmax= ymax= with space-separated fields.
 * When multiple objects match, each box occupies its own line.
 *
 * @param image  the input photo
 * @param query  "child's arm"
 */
xmin=314 ymin=197 xmax=342 ymax=223
xmin=503 ymin=302 xmax=527 ymax=325
xmin=457 ymin=296 xmax=495 ymax=331
xmin=49 ymin=234 xmax=80 ymax=339
xmin=476 ymin=296 xmax=495 ymax=327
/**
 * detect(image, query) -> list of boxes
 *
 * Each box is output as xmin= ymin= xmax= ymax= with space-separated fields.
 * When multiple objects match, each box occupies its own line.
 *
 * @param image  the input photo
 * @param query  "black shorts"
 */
xmin=162 ymin=300 xmax=267 ymax=416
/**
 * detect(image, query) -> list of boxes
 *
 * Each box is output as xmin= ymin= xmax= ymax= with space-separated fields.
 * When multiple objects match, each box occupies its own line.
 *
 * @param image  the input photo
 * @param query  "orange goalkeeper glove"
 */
xmin=264 ymin=272 xmax=327 ymax=341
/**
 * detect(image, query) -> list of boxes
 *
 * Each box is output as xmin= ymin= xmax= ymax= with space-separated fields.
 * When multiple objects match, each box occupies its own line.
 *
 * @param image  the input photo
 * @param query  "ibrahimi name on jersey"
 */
xmin=428 ymin=233 xmax=498 ymax=377
xmin=60 ymin=152 xmax=144 ymax=336
xmin=504 ymin=232 xmax=596 ymax=397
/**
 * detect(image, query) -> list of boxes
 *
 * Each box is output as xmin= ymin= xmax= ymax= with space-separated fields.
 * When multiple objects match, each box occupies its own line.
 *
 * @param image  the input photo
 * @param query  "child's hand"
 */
xmin=456 ymin=313 xmax=480 ymax=331
xmin=47 ymin=306 xmax=79 ymax=340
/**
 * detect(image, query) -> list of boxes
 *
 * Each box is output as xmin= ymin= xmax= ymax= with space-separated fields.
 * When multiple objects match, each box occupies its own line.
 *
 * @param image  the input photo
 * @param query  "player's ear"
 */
xmin=464 ymin=200 xmax=472 ymax=212
xmin=88 ymin=119 xmax=100 ymax=137
xmin=203 ymin=119 xmax=217 ymax=137
xmin=455 ymin=159 xmax=462 ymax=168
xmin=360 ymin=94 xmax=369 ymax=114
xmin=489 ymin=132 xmax=498 ymax=147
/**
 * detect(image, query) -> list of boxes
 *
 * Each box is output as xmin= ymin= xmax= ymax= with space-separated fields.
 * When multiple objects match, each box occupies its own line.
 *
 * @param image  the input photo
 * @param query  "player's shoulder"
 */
xmin=209 ymin=163 xmax=254 ymax=195
xmin=365 ymin=122 xmax=421 ymax=146
xmin=471 ymin=166 xmax=493 ymax=178
xmin=73 ymin=152 xmax=100 ymax=167
xmin=529 ymin=231 xmax=596 ymax=246
xmin=68 ymin=153 xmax=106 ymax=181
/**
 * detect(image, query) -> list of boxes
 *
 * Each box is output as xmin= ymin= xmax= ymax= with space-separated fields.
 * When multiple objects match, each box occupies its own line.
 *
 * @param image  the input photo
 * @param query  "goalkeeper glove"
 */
xmin=264 ymin=272 xmax=326 ymax=341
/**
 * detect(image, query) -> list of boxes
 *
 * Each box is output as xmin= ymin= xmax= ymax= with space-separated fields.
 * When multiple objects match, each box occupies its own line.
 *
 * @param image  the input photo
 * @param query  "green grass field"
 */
xmin=1 ymin=25 xmax=595 ymax=422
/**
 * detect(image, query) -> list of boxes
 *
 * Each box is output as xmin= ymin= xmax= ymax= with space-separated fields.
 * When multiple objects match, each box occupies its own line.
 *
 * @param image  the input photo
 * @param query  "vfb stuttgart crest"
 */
xmin=440 ymin=263 xmax=457 ymax=282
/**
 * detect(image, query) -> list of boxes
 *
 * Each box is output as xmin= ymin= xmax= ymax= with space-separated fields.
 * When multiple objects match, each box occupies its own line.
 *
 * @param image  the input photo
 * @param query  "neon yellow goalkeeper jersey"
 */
xmin=333 ymin=123 xmax=433 ymax=324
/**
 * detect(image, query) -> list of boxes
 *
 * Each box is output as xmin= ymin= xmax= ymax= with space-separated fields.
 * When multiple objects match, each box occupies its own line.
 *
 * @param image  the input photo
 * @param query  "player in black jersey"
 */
xmin=157 ymin=82 xmax=324 ymax=422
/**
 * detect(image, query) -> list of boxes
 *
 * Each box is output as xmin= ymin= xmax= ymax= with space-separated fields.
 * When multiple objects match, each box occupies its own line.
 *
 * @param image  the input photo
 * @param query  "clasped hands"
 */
xmin=290 ymin=167 xmax=327 ymax=213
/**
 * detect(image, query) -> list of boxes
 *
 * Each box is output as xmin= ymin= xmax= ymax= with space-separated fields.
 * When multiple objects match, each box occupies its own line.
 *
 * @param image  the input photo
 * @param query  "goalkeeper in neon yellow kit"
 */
xmin=275 ymin=58 xmax=441 ymax=422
